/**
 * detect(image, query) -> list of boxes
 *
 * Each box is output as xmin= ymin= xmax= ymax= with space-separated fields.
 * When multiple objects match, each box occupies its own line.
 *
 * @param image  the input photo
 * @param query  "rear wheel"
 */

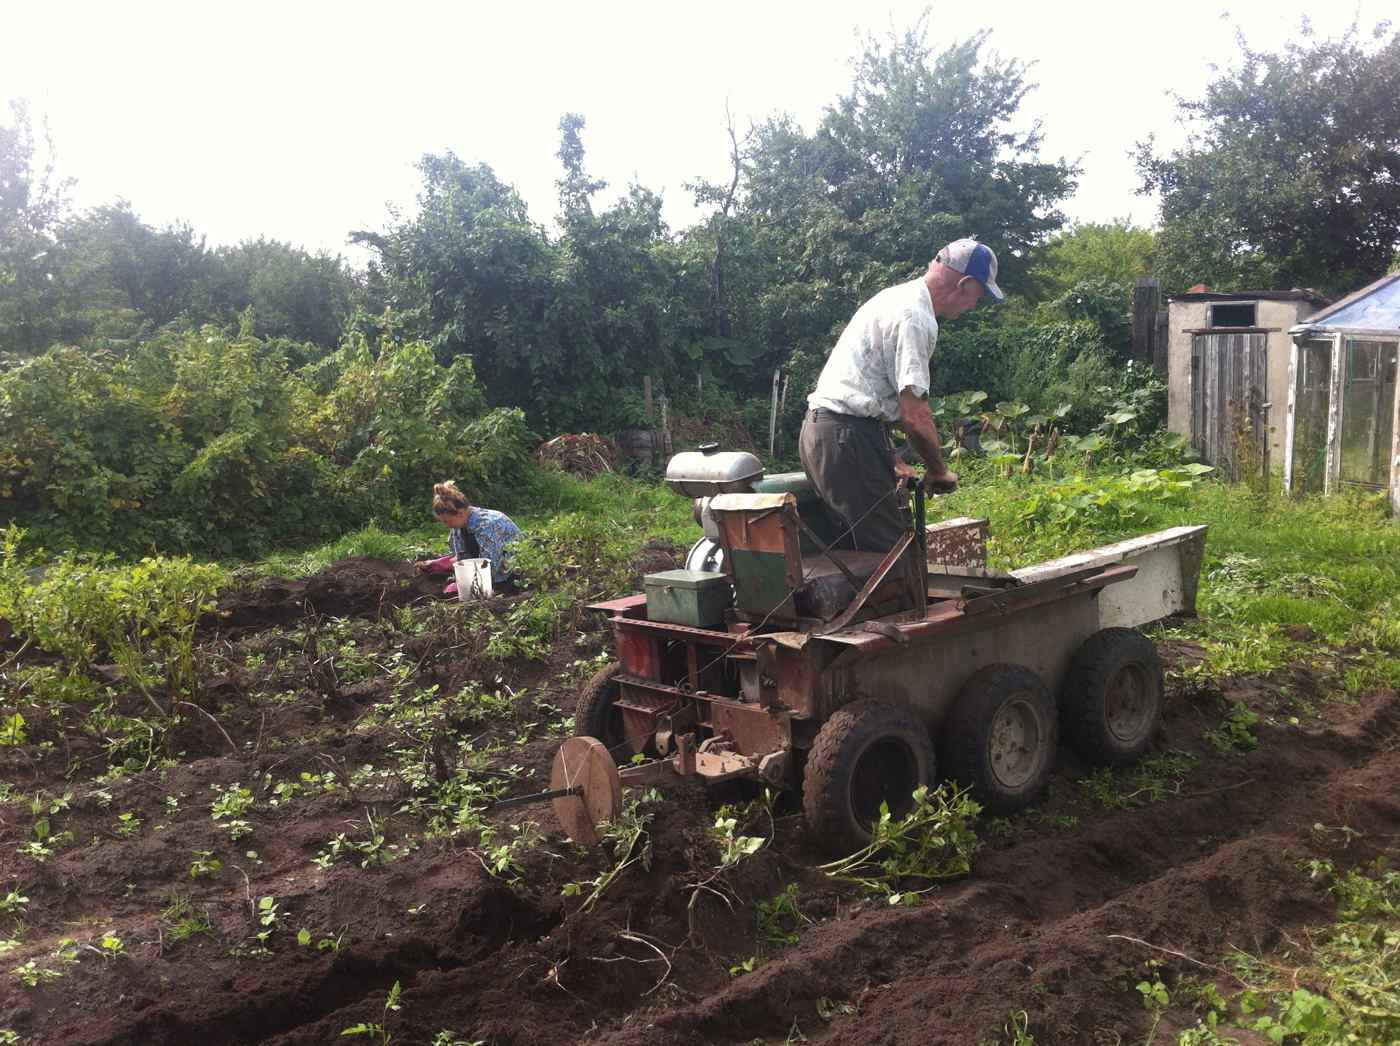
xmin=803 ymin=700 xmax=936 ymax=854
xmin=1061 ymin=628 xmax=1164 ymax=765
xmin=574 ymin=662 xmax=637 ymax=760
xmin=940 ymin=664 xmax=1057 ymax=815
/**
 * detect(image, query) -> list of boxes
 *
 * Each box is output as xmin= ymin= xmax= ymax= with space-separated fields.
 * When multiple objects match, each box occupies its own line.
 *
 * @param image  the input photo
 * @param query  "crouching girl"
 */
xmin=414 ymin=481 xmax=522 ymax=597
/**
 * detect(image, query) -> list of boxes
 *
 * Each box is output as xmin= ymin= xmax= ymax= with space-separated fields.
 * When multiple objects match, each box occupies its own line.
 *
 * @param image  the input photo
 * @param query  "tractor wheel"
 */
xmin=574 ymin=662 xmax=636 ymax=760
xmin=940 ymin=664 xmax=1057 ymax=815
xmin=1061 ymin=628 xmax=1164 ymax=766
xmin=803 ymin=700 xmax=936 ymax=854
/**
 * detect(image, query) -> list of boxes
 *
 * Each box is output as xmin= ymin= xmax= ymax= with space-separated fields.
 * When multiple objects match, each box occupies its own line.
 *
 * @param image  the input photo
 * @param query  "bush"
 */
xmin=510 ymin=512 xmax=634 ymax=603
xmin=0 ymin=525 xmax=226 ymax=711
xmin=0 ymin=327 xmax=534 ymax=557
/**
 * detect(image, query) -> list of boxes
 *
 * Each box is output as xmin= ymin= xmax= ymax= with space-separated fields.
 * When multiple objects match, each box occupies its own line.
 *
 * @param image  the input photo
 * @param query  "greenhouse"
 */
xmin=1284 ymin=271 xmax=1400 ymax=515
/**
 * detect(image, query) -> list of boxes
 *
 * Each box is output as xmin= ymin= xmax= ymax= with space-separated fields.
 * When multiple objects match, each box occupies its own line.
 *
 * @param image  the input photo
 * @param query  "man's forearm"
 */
xmin=907 ymin=422 xmax=946 ymax=474
xmin=897 ymin=390 xmax=948 ymax=474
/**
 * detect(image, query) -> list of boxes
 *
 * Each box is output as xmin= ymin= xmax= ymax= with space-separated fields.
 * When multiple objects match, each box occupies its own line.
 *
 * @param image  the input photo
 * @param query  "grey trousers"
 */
xmin=798 ymin=408 xmax=920 ymax=599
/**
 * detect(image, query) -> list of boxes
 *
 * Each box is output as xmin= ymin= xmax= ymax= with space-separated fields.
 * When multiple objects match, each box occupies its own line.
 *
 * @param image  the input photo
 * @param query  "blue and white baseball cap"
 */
xmin=936 ymin=237 xmax=1004 ymax=301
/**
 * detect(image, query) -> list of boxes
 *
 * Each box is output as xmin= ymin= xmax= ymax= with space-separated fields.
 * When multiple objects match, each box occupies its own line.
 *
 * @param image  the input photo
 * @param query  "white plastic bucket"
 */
xmin=453 ymin=558 xmax=493 ymax=602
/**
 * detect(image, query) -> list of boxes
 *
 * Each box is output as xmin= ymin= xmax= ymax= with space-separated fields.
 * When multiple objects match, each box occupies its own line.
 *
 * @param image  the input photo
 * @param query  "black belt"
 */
xmin=806 ymin=408 xmax=886 ymax=426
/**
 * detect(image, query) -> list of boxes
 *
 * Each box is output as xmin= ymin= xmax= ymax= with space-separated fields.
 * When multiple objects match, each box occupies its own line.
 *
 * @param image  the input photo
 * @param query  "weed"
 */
xmin=819 ymin=784 xmax=981 ymax=904
xmin=114 ymin=812 xmax=142 ymax=838
xmin=1136 ymin=974 xmax=1170 ymax=1045
xmin=210 ymin=783 xmax=254 ymax=840
xmin=755 ymin=884 xmax=809 ymax=954
xmin=0 ymin=891 xmax=27 ymax=915
xmin=429 ymin=1032 xmax=484 ymax=1046
xmin=341 ymin=979 xmax=402 ymax=1044
xmin=711 ymin=811 xmax=767 ymax=870
xmin=162 ymin=895 xmax=213 ymax=943
xmin=561 ymin=791 xmax=655 ymax=914
xmin=1224 ymin=861 xmax=1400 ymax=1043
xmin=473 ymin=821 xmax=543 ymax=883
xmin=1002 ymin=1010 xmax=1035 ymax=1046
xmin=816 ymin=995 xmax=855 ymax=1020
xmin=1204 ymin=702 xmax=1259 ymax=754
xmin=10 ymin=959 xmax=62 ymax=987
xmin=1078 ymin=752 xmax=1198 ymax=811
xmin=313 ymin=811 xmax=406 ymax=869
xmin=0 ymin=713 xmax=25 ymax=746
xmin=256 ymin=895 xmax=279 ymax=930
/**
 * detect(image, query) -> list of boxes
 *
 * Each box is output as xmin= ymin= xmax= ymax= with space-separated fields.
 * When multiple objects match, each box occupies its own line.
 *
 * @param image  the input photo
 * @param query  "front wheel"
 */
xmin=939 ymin=664 xmax=1057 ymax=815
xmin=803 ymin=700 xmax=936 ymax=854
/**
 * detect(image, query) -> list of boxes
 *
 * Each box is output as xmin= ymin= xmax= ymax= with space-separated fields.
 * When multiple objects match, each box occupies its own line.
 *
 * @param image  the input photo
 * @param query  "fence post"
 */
xmin=1154 ymin=307 xmax=1169 ymax=378
xmin=1132 ymin=277 xmax=1161 ymax=369
xmin=768 ymin=367 xmax=781 ymax=458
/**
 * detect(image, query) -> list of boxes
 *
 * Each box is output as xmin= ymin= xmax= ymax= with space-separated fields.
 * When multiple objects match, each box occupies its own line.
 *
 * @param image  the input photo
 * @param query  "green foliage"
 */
xmin=1137 ymin=21 xmax=1400 ymax=294
xmin=1078 ymin=753 xmax=1198 ymax=811
xmin=1205 ymin=702 xmax=1260 ymax=754
xmin=509 ymin=511 xmax=634 ymax=602
xmin=1029 ymin=221 xmax=1157 ymax=300
xmin=755 ymin=884 xmax=809 ymax=954
xmin=0 ymin=325 xmax=532 ymax=556
xmin=1013 ymin=467 xmax=1210 ymax=533
xmin=0 ymin=529 xmax=224 ymax=713
xmin=341 ymin=980 xmax=402 ymax=1044
xmin=819 ymin=784 xmax=981 ymax=903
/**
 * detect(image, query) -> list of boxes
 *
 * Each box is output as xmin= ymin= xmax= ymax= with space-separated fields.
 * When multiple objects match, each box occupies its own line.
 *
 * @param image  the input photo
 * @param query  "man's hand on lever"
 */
xmin=897 ymin=388 xmax=959 ymax=495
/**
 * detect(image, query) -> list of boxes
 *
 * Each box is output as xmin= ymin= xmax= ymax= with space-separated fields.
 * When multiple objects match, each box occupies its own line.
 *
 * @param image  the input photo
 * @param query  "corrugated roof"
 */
xmin=1292 ymin=272 xmax=1400 ymax=333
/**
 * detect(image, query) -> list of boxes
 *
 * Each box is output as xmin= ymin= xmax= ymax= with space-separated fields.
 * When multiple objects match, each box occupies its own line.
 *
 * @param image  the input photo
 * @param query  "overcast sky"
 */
xmin=4 ymin=1 xmax=1392 ymax=262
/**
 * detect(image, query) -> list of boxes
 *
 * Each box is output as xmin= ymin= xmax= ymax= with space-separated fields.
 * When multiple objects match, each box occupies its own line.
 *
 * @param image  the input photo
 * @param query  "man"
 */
xmin=799 ymin=237 xmax=1002 ymax=588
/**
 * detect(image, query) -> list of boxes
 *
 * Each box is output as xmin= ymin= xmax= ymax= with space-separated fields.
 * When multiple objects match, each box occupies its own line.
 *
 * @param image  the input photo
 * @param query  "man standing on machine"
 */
xmin=799 ymin=237 xmax=1003 ymax=592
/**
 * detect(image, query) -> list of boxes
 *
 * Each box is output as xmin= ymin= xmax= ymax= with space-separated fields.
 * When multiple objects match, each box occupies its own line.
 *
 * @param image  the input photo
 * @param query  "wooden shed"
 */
xmin=1284 ymin=272 xmax=1400 ymax=516
xmin=1166 ymin=289 xmax=1328 ymax=482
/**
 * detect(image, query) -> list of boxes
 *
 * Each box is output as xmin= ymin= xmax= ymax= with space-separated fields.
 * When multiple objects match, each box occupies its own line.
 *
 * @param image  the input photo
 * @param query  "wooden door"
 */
xmin=1189 ymin=332 xmax=1269 ymax=482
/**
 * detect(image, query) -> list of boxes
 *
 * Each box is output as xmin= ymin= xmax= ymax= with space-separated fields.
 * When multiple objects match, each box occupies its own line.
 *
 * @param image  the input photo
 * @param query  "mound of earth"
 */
xmin=212 ymin=557 xmax=443 ymax=630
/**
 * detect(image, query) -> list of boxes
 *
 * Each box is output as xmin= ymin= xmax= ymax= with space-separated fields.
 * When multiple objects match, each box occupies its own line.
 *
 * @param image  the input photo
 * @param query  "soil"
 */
xmin=0 ymin=558 xmax=1396 ymax=1045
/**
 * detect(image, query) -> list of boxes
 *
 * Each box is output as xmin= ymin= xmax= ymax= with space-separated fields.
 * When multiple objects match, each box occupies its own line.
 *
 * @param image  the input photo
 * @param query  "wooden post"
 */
xmin=1324 ymin=334 xmax=1344 ymax=495
xmin=643 ymin=376 xmax=653 ymax=421
xmin=768 ymin=367 xmax=781 ymax=458
xmin=1153 ymin=307 xmax=1169 ymax=378
xmin=1391 ymin=352 xmax=1400 ymax=518
xmin=1132 ymin=277 xmax=1161 ymax=367
xmin=1283 ymin=338 xmax=1298 ymax=495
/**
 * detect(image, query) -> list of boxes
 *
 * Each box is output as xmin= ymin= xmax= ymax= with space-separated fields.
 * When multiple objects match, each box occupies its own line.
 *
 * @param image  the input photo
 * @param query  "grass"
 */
xmin=939 ymin=464 xmax=1400 ymax=680
xmin=247 ymin=469 xmax=697 ymax=578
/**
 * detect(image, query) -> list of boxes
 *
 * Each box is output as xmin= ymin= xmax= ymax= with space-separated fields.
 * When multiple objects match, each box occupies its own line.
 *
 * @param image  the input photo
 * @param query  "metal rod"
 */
xmin=488 ymin=786 xmax=582 ymax=810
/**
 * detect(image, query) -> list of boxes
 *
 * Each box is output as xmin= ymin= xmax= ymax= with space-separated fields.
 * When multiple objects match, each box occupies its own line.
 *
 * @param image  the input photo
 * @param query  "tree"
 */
xmin=0 ymin=101 xmax=71 ymax=354
xmin=1028 ymin=221 xmax=1157 ymax=299
xmin=712 ymin=18 xmax=1077 ymax=388
xmin=1137 ymin=21 xmax=1400 ymax=295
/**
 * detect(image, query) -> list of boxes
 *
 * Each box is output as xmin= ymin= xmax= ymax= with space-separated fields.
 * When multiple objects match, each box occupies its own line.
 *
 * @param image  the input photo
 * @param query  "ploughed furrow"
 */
xmin=592 ymin=689 xmax=1400 ymax=1046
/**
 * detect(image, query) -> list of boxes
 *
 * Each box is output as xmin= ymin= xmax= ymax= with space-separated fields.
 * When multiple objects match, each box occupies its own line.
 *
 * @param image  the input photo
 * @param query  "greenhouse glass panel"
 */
xmin=1291 ymin=340 xmax=1332 ymax=494
xmin=1339 ymin=339 xmax=1398 ymax=489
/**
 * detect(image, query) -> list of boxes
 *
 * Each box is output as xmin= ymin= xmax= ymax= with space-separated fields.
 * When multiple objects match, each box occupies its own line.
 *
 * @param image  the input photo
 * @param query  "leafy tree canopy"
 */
xmin=1136 ymin=20 xmax=1400 ymax=295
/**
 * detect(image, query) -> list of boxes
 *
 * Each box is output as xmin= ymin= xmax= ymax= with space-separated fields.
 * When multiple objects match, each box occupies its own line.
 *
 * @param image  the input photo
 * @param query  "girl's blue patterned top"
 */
xmin=448 ymin=507 xmax=521 ymax=584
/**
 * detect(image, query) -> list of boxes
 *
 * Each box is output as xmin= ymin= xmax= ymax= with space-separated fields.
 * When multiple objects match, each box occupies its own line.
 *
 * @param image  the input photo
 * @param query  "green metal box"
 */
xmin=643 ymin=569 xmax=731 ymax=629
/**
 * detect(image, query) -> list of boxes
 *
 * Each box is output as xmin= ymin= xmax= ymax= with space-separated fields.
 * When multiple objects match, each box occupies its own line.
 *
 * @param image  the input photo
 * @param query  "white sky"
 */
xmin=3 ymin=1 xmax=1392 ymax=263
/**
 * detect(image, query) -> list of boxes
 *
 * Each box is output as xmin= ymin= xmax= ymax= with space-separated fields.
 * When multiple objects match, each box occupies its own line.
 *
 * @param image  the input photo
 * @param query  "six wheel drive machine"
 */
xmin=544 ymin=447 xmax=1207 ymax=853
